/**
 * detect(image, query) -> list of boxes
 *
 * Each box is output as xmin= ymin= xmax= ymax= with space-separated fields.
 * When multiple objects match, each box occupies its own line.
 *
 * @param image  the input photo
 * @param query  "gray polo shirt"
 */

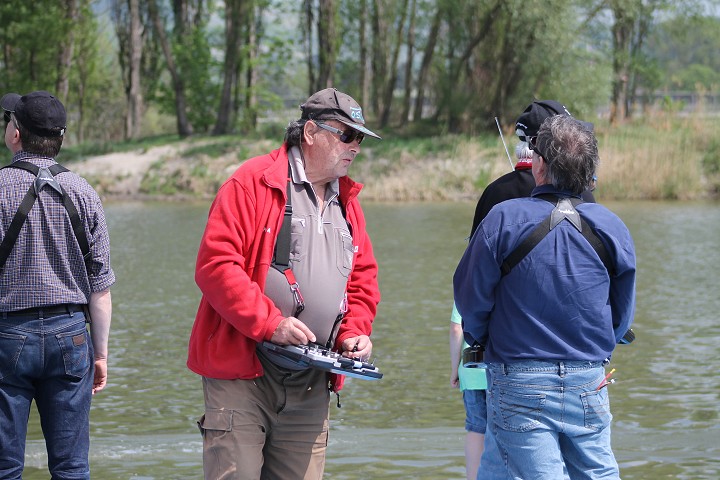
xmin=262 ymin=146 xmax=354 ymax=349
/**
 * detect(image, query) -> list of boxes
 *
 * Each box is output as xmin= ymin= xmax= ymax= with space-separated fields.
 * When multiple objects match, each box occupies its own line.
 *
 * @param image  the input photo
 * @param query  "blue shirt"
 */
xmin=453 ymin=185 xmax=636 ymax=364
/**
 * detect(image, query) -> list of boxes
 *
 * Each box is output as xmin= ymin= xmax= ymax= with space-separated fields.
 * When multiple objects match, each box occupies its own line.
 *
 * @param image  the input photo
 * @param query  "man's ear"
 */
xmin=302 ymin=121 xmax=316 ymax=145
xmin=9 ymin=126 xmax=22 ymax=150
xmin=538 ymin=155 xmax=548 ymax=174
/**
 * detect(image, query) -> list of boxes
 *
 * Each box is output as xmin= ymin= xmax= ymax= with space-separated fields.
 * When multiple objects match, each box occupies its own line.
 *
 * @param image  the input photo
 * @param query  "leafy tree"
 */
xmin=0 ymin=0 xmax=72 ymax=93
xmin=70 ymin=3 xmax=126 ymax=143
xmin=648 ymin=14 xmax=720 ymax=91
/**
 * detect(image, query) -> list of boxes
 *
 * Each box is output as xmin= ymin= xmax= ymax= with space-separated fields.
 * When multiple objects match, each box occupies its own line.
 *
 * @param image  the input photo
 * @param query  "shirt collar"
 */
xmin=288 ymin=146 xmax=339 ymax=196
xmin=530 ymin=184 xmax=581 ymax=199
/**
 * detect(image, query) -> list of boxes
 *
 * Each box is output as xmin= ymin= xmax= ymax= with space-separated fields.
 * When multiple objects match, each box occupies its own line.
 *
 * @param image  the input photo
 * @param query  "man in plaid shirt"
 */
xmin=0 ymin=91 xmax=115 ymax=479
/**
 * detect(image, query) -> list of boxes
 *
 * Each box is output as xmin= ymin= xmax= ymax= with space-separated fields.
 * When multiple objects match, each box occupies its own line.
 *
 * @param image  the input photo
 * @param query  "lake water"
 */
xmin=21 ymin=200 xmax=720 ymax=479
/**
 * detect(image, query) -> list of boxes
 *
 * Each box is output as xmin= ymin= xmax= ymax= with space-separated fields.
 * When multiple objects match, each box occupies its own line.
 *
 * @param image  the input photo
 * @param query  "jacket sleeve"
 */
xmin=334 ymin=200 xmax=380 ymax=348
xmin=194 ymin=178 xmax=284 ymax=341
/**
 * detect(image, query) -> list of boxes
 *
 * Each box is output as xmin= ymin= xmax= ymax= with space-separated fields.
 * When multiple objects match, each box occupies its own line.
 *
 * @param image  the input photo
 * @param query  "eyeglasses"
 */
xmin=315 ymin=122 xmax=364 ymax=145
xmin=527 ymin=136 xmax=537 ymax=151
xmin=527 ymin=135 xmax=549 ymax=161
xmin=3 ymin=111 xmax=11 ymax=124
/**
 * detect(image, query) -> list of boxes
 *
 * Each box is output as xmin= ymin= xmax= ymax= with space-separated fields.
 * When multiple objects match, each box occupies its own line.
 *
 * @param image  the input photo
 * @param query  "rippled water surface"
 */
xmin=21 ymin=200 xmax=720 ymax=479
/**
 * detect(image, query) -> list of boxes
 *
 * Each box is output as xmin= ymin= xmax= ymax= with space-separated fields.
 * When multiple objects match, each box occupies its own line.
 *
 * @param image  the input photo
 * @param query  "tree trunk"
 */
xmin=609 ymin=0 xmax=639 ymax=124
xmin=243 ymin=2 xmax=259 ymax=132
xmin=149 ymin=0 xmax=193 ymax=137
xmin=359 ymin=0 xmax=368 ymax=107
xmin=303 ymin=0 xmax=315 ymax=95
xmin=213 ymin=0 xmax=244 ymax=135
xmin=399 ymin=0 xmax=417 ymax=127
xmin=412 ymin=8 xmax=441 ymax=122
xmin=379 ymin=0 xmax=409 ymax=128
xmin=126 ymin=0 xmax=143 ymax=140
xmin=316 ymin=0 xmax=339 ymax=90
xmin=56 ymin=0 xmax=78 ymax=103
xmin=370 ymin=1 xmax=388 ymax=116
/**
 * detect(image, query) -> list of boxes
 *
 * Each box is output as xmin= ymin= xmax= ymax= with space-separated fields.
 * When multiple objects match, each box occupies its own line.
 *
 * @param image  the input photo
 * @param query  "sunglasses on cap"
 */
xmin=315 ymin=121 xmax=364 ymax=145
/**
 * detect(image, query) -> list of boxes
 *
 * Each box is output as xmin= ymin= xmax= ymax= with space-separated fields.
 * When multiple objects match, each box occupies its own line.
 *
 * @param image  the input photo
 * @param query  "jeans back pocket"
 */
xmin=581 ymin=389 xmax=612 ymax=431
xmin=0 ymin=331 xmax=27 ymax=381
xmin=495 ymin=388 xmax=545 ymax=432
xmin=56 ymin=328 xmax=92 ymax=379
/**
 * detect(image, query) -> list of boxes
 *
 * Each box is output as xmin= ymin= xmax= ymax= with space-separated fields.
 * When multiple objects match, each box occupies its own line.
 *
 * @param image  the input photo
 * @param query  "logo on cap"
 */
xmin=350 ymin=107 xmax=365 ymax=123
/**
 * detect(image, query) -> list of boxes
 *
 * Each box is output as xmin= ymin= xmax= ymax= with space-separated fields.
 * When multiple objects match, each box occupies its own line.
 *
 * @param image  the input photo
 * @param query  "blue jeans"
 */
xmin=478 ymin=361 xmax=620 ymax=480
xmin=463 ymin=389 xmax=487 ymax=434
xmin=0 ymin=311 xmax=93 ymax=480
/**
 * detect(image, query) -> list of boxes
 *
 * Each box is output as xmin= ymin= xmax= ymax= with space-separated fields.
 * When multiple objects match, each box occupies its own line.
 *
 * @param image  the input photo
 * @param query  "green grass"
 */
xmin=58 ymin=113 xmax=720 ymax=201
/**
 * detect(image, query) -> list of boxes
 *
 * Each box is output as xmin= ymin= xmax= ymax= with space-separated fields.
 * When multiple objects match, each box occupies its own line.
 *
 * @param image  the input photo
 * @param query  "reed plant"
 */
xmin=358 ymin=110 xmax=720 ymax=202
xmin=593 ymin=111 xmax=716 ymax=200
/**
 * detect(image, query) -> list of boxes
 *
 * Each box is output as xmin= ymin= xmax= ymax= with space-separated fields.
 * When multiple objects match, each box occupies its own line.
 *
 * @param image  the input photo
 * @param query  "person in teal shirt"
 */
xmin=450 ymin=302 xmax=487 ymax=480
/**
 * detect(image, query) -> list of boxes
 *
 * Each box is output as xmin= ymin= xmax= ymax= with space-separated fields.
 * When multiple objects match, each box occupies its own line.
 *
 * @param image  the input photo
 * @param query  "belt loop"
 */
xmin=501 ymin=363 xmax=507 ymax=376
xmin=558 ymin=362 xmax=566 ymax=377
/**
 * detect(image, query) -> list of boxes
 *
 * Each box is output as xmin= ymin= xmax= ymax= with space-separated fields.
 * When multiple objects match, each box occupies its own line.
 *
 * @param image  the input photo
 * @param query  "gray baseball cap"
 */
xmin=300 ymin=88 xmax=381 ymax=139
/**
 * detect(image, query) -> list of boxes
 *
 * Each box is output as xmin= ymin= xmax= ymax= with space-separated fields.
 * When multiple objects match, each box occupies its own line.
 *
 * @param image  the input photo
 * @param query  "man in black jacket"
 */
xmin=470 ymin=100 xmax=596 ymax=236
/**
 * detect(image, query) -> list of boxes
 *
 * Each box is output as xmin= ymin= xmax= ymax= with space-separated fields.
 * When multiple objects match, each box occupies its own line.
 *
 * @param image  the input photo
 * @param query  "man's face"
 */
xmin=303 ymin=119 xmax=361 ymax=185
xmin=4 ymin=111 xmax=19 ymax=151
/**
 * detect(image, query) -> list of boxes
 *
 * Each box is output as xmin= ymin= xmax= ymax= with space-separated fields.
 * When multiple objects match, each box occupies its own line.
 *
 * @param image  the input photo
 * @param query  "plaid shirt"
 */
xmin=0 ymin=152 xmax=115 ymax=311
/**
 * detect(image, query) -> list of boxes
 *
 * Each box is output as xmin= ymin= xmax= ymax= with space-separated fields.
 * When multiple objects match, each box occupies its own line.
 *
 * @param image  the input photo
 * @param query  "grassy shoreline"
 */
xmin=60 ymin=112 xmax=720 ymax=202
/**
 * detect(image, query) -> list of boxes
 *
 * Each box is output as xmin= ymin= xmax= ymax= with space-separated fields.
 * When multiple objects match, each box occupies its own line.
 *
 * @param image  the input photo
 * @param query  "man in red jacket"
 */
xmin=188 ymin=88 xmax=382 ymax=479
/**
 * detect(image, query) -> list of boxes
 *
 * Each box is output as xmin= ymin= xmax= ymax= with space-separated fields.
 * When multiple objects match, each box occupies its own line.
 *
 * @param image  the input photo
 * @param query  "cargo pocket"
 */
xmin=56 ymin=328 xmax=91 ymax=379
xmin=197 ymin=408 xmax=233 ymax=438
xmin=0 ymin=332 xmax=26 ymax=381
xmin=581 ymin=389 xmax=612 ymax=432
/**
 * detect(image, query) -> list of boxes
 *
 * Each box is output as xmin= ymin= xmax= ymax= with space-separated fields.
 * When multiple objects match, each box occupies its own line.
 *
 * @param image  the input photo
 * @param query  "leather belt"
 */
xmin=2 ymin=303 xmax=84 ymax=319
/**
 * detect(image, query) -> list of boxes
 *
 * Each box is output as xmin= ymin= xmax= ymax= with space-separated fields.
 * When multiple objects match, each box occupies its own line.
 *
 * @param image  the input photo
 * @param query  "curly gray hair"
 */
xmin=535 ymin=116 xmax=598 ymax=195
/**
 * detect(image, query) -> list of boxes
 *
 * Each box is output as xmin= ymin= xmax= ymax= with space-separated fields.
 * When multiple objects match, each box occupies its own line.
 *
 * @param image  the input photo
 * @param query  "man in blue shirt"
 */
xmin=454 ymin=115 xmax=635 ymax=479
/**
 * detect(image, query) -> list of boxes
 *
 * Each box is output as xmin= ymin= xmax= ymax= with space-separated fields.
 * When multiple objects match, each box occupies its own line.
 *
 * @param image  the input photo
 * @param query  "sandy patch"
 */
xmin=70 ymin=144 xmax=188 ymax=197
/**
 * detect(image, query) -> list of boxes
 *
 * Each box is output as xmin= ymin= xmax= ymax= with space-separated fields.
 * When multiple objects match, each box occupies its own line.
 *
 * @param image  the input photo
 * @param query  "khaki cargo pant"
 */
xmin=198 ymin=358 xmax=330 ymax=480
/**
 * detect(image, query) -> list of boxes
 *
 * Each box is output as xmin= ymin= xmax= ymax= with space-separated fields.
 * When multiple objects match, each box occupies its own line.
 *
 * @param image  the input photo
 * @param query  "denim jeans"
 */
xmin=478 ymin=361 xmax=620 ymax=480
xmin=463 ymin=389 xmax=487 ymax=434
xmin=0 ymin=311 xmax=93 ymax=480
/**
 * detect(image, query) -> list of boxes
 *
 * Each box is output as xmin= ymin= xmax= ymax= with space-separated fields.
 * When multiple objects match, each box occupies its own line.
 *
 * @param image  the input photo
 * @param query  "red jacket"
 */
xmin=187 ymin=144 xmax=380 ymax=391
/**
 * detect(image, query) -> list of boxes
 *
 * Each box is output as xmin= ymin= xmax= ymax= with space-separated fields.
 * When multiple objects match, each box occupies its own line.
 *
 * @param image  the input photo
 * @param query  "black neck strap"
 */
xmin=272 ymin=163 xmax=293 ymax=270
xmin=500 ymin=194 xmax=614 ymax=277
xmin=270 ymin=163 xmax=305 ymax=318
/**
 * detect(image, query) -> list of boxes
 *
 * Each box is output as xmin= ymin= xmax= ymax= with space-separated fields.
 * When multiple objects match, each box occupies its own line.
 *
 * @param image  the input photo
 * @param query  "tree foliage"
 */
xmin=0 ymin=0 xmax=716 ymax=144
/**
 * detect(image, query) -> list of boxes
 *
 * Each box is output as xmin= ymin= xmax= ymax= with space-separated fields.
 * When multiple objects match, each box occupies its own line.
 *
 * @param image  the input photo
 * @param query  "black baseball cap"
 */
xmin=515 ymin=100 xmax=592 ymax=140
xmin=300 ymin=88 xmax=381 ymax=139
xmin=1 ymin=91 xmax=67 ymax=137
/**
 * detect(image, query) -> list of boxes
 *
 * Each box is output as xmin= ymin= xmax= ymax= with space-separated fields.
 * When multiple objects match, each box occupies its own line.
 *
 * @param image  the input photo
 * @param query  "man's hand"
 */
xmin=270 ymin=317 xmax=316 ymax=345
xmin=341 ymin=335 xmax=372 ymax=361
xmin=92 ymin=358 xmax=108 ymax=395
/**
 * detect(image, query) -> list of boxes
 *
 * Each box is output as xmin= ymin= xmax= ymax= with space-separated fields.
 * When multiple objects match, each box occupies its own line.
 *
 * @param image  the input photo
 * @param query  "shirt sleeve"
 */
xmin=87 ymin=195 xmax=115 ymax=292
xmin=453 ymin=222 xmax=500 ymax=347
xmin=608 ymin=231 xmax=637 ymax=343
